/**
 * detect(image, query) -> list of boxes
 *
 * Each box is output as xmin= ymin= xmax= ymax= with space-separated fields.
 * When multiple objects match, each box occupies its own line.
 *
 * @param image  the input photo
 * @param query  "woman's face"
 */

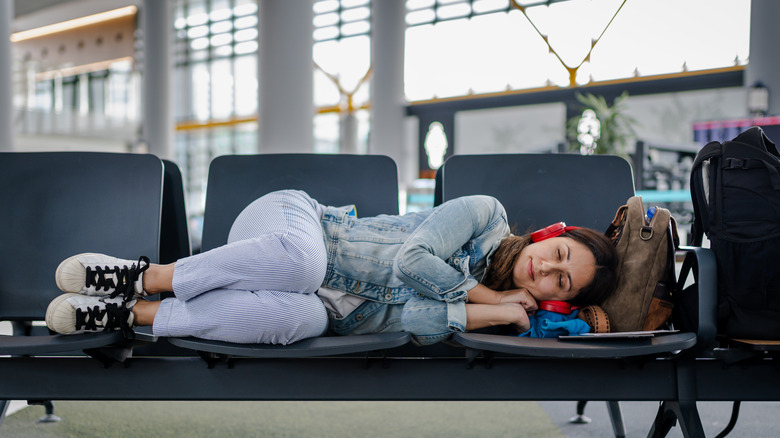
xmin=512 ymin=236 xmax=596 ymax=301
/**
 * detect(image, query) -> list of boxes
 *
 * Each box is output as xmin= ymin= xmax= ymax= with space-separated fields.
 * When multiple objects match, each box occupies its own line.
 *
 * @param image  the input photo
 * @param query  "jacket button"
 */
xmin=355 ymin=314 xmax=363 ymax=321
xmin=384 ymin=293 xmax=393 ymax=300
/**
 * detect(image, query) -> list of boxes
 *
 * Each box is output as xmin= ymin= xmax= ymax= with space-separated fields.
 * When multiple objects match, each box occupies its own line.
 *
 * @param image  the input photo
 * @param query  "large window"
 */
xmin=171 ymin=0 xmax=752 ymax=236
xmin=404 ymin=0 xmax=751 ymax=100
xmin=173 ymin=0 xmax=259 ymax=122
xmin=173 ymin=0 xmax=260 ymax=221
xmin=11 ymin=6 xmax=139 ymax=145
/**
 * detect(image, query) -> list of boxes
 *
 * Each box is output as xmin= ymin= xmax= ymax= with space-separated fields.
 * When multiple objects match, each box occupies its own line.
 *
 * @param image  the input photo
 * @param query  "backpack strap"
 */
xmin=691 ymin=140 xmax=723 ymax=171
xmin=689 ymin=141 xmax=721 ymax=246
xmin=681 ymin=140 xmax=724 ymax=294
xmin=722 ymin=151 xmax=780 ymax=191
xmin=666 ymin=219 xmax=682 ymax=294
xmin=676 ymin=231 xmax=695 ymax=298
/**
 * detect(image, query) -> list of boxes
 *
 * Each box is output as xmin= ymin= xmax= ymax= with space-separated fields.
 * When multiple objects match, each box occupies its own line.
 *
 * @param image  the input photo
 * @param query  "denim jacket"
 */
xmin=320 ymin=195 xmax=510 ymax=345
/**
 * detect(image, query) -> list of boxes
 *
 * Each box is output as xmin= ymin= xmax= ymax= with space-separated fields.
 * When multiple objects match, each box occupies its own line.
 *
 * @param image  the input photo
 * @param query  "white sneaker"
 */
xmin=45 ymin=293 xmax=136 ymax=335
xmin=55 ymin=253 xmax=150 ymax=301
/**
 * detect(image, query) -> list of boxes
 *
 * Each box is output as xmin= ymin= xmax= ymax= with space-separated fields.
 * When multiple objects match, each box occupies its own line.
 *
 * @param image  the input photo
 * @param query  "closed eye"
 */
xmin=564 ymin=244 xmax=573 ymax=292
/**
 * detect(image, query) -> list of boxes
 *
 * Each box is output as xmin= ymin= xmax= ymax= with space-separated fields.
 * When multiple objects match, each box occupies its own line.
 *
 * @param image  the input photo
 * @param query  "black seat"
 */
xmin=438 ymin=153 xmax=710 ymax=438
xmin=0 ymin=152 xmax=163 ymax=355
xmin=132 ymin=159 xmax=194 ymax=355
xmin=160 ymin=159 xmax=191 ymax=264
xmin=168 ymin=153 xmax=411 ymax=357
xmin=201 ymin=153 xmax=400 ymax=250
xmin=439 ymin=153 xmax=697 ymax=357
xmin=441 ymin=153 xmax=633 ymax=231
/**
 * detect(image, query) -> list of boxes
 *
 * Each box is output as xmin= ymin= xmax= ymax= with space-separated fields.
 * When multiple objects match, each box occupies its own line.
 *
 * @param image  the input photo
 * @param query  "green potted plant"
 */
xmin=567 ymin=91 xmax=637 ymax=156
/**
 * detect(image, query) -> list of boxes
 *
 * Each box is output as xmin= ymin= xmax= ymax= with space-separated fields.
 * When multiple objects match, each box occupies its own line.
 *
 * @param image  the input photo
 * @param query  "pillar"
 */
xmin=370 ymin=0 xmax=407 ymax=181
xmin=340 ymin=112 xmax=358 ymax=154
xmin=258 ymin=0 xmax=314 ymax=153
xmin=142 ymin=0 xmax=175 ymax=159
xmin=746 ymin=0 xmax=780 ymax=116
xmin=0 ymin=0 xmax=14 ymax=151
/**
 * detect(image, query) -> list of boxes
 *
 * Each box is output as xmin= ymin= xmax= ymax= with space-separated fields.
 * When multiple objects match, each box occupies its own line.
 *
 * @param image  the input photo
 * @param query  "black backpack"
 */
xmin=688 ymin=126 xmax=780 ymax=339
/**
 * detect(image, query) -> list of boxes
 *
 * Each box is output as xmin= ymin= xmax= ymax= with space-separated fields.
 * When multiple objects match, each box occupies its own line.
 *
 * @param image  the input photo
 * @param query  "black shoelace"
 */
xmin=85 ymin=256 xmax=150 ymax=302
xmin=75 ymin=301 xmax=133 ymax=338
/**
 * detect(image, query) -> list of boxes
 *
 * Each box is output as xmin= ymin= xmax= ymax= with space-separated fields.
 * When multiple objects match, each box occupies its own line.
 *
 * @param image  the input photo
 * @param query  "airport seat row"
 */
xmin=0 ymin=151 xmax=770 ymax=437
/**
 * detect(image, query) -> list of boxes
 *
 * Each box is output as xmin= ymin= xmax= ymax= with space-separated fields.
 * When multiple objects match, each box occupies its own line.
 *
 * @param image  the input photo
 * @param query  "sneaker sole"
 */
xmin=54 ymin=252 xmax=103 ymax=294
xmin=45 ymin=293 xmax=79 ymax=334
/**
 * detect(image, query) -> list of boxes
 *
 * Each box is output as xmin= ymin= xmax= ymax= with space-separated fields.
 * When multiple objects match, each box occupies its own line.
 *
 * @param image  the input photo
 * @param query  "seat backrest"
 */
xmin=160 ymin=159 xmax=191 ymax=264
xmin=0 ymin=152 xmax=163 ymax=320
xmin=433 ymin=166 xmax=443 ymax=207
xmin=201 ymin=154 xmax=399 ymax=251
xmin=440 ymin=154 xmax=635 ymax=233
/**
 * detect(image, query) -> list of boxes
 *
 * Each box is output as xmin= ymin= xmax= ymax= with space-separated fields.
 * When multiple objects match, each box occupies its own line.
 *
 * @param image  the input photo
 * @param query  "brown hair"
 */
xmin=482 ymin=227 xmax=618 ymax=306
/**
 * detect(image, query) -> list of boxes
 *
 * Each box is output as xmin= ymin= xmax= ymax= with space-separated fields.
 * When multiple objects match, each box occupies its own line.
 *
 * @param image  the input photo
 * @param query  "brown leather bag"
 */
xmin=578 ymin=305 xmax=611 ymax=333
xmin=601 ymin=196 xmax=679 ymax=332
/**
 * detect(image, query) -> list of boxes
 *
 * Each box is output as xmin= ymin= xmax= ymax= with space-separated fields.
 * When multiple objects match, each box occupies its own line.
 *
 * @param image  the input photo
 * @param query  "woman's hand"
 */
xmin=467 ymin=284 xmax=537 ymax=312
xmin=465 ymin=286 xmax=535 ymax=332
xmin=465 ymin=302 xmax=532 ymax=332
xmin=497 ymin=288 xmax=538 ymax=313
xmin=499 ymin=302 xmax=531 ymax=332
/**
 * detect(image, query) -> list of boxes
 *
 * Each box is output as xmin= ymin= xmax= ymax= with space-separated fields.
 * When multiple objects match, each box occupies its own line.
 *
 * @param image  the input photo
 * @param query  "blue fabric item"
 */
xmin=518 ymin=309 xmax=592 ymax=338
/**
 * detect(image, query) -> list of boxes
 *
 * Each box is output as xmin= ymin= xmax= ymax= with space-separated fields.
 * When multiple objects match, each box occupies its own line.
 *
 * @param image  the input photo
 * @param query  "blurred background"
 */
xmin=3 ymin=2 xmax=780 ymax=435
xmin=3 ymin=0 xmax=774 ymax=249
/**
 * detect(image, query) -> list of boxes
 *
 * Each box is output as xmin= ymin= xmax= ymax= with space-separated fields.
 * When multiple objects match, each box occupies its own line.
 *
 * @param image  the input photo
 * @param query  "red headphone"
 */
xmin=530 ymin=222 xmax=579 ymax=242
xmin=530 ymin=222 xmax=581 ymax=314
xmin=538 ymin=300 xmax=579 ymax=314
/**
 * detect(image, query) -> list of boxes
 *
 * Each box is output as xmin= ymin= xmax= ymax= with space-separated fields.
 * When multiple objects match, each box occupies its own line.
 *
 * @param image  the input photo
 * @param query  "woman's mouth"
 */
xmin=528 ymin=259 xmax=535 ymax=281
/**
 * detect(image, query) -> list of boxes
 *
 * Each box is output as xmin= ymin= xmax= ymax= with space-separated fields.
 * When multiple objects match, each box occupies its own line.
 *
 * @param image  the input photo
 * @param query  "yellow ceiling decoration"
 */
xmin=510 ymin=0 xmax=628 ymax=87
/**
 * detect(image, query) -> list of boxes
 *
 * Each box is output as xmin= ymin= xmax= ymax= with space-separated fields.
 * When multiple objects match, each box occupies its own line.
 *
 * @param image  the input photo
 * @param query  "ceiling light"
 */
xmin=10 ymin=6 xmax=137 ymax=43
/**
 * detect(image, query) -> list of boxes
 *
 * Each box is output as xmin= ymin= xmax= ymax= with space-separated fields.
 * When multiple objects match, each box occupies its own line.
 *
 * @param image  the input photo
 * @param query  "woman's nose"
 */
xmin=538 ymin=260 xmax=558 ymax=275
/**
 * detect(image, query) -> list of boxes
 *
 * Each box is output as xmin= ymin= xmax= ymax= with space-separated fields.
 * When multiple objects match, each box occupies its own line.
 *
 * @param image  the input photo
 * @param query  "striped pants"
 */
xmin=152 ymin=190 xmax=330 ymax=344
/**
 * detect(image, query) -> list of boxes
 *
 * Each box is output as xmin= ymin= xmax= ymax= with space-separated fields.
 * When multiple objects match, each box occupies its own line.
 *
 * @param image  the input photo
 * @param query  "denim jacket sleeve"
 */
xmin=392 ymin=195 xmax=510 ymax=304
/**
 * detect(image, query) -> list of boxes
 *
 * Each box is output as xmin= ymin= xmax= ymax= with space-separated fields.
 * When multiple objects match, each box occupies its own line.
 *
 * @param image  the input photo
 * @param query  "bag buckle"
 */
xmin=640 ymin=225 xmax=654 ymax=241
xmin=725 ymin=158 xmax=748 ymax=169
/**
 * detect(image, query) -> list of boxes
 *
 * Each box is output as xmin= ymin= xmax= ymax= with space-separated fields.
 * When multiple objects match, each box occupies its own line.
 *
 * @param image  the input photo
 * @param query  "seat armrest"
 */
xmin=677 ymin=246 xmax=718 ymax=352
